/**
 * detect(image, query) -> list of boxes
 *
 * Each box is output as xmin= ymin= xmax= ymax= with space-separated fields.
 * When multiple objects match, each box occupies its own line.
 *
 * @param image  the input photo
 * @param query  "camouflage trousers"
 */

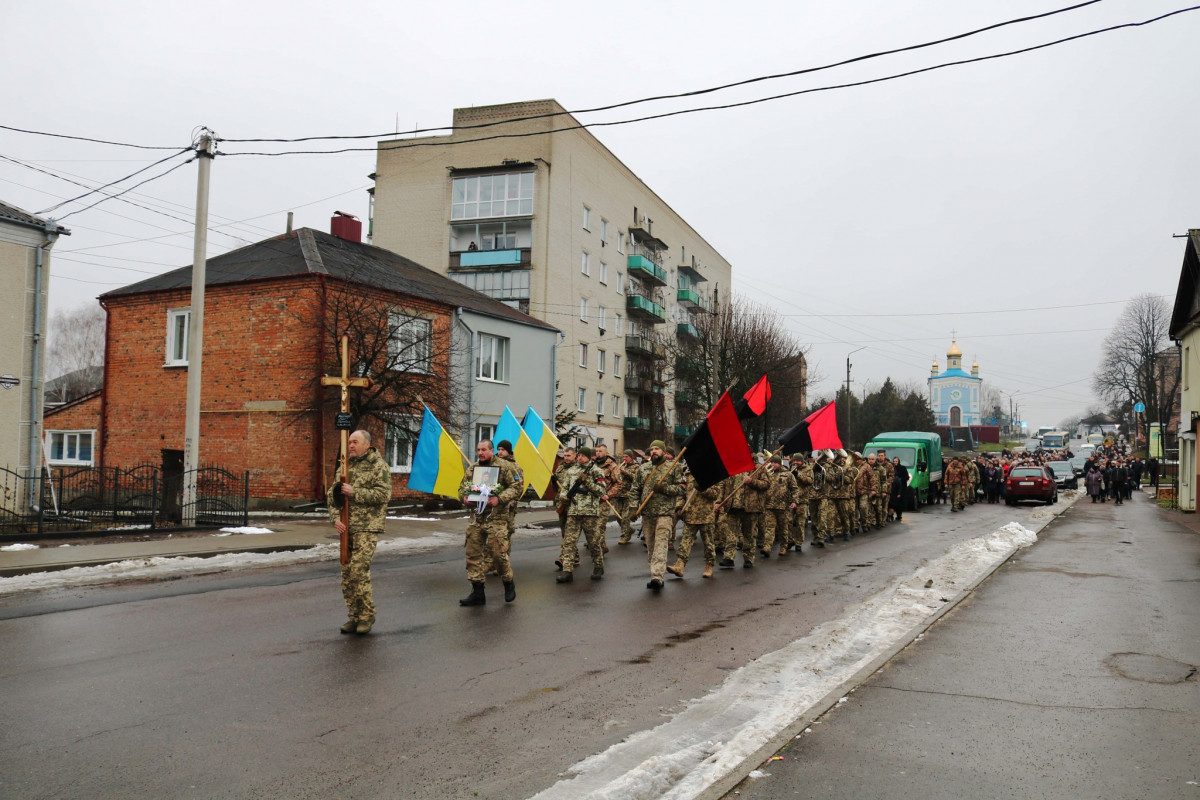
xmin=834 ymin=498 xmax=854 ymax=535
xmin=480 ymin=509 xmax=517 ymax=574
xmin=950 ymin=485 xmax=969 ymax=510
xmin=722 ymin=511 xmax=761 ymax=564
xmin=561 ymin=514 xmax=604 ymax=573
xmin=814 ymin=499 xmax=837 ymax=542
xmin=791 ymin=503 xmax=808 ymax=547
xmin=678 ymin=521 xmax=716 ymax=566
xmin=465 ymin=513 xmax=513 ymax=583
xmin=341 ymin=528 xmax=380 ymax=622
xmin=643 ymin=514 xmax=674 ymax=581
xmin=612 ymin=497 xmax=635 ymax=543
xmin=857 ymin=494 xmax=877 ymax=528
xmin=876 ymin=493 xmax=889 ymax=522
xmin=762 ymin=509 xmax=791 ymax=552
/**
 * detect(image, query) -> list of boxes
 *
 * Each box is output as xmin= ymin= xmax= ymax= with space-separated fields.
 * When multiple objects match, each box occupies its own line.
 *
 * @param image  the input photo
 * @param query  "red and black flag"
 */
xmin=681 ymin=391 xmax=755 ymax=490
xmin=734 ymin=374 xmax=772 ymax=421
xmin=778 ymin=401 xmax=843 ymax=454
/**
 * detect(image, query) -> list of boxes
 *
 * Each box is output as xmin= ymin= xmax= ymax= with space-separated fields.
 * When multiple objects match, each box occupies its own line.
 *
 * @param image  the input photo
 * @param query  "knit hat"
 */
xmin=496 ymin=439 xmax=513 ymax=453
xmin=577 ymin=445 xmax=595 ymax=457
xmin=769 ymin=455 xmax=782 ymax=464
xmin=649 ymin=439 xmax=667 ymax=450
xmin=623 ymin=449 xmax=636 ymax=457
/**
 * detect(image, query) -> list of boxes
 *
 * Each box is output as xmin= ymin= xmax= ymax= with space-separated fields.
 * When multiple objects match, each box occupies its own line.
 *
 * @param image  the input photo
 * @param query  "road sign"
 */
xmin=1134 ymin=402 xmax=1145 ymax=413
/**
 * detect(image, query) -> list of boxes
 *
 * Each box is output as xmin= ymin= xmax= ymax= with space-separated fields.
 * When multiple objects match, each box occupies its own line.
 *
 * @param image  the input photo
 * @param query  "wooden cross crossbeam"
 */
xmin=321 ymin=334 xmax=372 ymax=565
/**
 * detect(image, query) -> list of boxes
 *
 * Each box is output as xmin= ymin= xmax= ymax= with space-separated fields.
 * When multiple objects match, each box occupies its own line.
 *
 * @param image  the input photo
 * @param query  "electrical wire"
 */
xmin=217 ymin=0 xmax=1107 ymax=145
xmin=35 ymin=148 xmax=195 ymax=214
xmin=216 ymin=5 xmax=1200 ymax=157
xmin=55 ymin=156 xmax=195 ymax=222
xmin=0 ymin=124 xmax=189 ymax=151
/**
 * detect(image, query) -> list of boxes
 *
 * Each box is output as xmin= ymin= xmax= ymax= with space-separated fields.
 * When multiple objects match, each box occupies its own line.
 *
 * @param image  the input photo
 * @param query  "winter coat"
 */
xmin=327 ymin=447 xmax=392 ymax=531
xmin=1085 ymin=469 xmax=1103 ymax=497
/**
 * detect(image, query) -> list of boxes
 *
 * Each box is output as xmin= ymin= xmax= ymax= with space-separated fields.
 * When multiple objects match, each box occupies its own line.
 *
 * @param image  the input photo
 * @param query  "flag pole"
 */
xmin=632 ymin=446 xmax=687 ymax=519
xmin=714 ymin=443 xmax=787 ymax=509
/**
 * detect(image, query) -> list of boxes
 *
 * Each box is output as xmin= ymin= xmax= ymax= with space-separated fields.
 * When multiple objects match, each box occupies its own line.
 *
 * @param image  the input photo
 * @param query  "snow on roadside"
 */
xmin=1 ymin=543 xmax=38 ymax=552
xmin=212 ymin=527 xmax=275 ymax=536
xmin=531 ymin=521 xmax=1040 ymax=800
xmin=0 ymin=531 xmax=462 ymax=596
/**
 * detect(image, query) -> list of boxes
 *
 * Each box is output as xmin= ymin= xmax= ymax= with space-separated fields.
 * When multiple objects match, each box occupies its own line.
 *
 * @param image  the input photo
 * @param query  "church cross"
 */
xmin=321 ymin=334 xmax=372 ymax=564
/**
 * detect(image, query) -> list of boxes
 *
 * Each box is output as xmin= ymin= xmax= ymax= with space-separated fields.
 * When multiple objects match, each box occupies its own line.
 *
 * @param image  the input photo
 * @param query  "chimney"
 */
xmin=330 ymin=211 xmax=362 ymax=242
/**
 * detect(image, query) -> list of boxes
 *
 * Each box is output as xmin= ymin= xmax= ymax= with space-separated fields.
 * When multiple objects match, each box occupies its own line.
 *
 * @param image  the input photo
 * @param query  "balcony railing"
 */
xmin=625 ymin=335 xmax=666 ymax=359
xmin=676 ymin=321 xmax=698 ymax=339
xmin=626 ymin=293 xmax=666 ymax=323
xmin=627 ymin=253 xmax=667 ymax=285
xmin=624 ymin=416 xmax=651 ymax=431
xmin=674 ymin=425 xmax=696 ymax=439
xmin=449 ymin=247 xmax=532 ymax=268
xmin=675 ymin=389 xmax=702 ymax=408
xmin=676 ymin=287 xmax=702 ymax=308
xmin=625 ymin=375 xmax=653 ymax=394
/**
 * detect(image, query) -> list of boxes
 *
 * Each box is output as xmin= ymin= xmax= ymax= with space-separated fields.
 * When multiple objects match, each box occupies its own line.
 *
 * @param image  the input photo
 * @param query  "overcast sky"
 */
xmin=3 ymin=0 xmax=1197 ymax=430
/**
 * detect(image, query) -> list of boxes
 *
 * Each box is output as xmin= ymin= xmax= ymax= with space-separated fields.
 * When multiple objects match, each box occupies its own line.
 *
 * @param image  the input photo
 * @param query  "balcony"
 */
xmin=674 ymin=424 xmax=696 ymax=439
xmin=624 ymin=416 xmax=651 ymax=431
xmin=626 ymin=293 xmax=666 ymax=324
xmin=675 ymin=389 xmax=702 ymax=408
xmin=676 ymin=321 xmax=698 ymax=339
xmin=676 ymin=287 xmax=702 ymax=309
xmin=627 ymin=253 xmax=667 ymax=286
xmin=625 ymin=375 xmax=653 ymax=394
xmin=625 ymin=335 xmax=666 ymax=359
xmin=449 ymin=247 xmax=531 ymax=268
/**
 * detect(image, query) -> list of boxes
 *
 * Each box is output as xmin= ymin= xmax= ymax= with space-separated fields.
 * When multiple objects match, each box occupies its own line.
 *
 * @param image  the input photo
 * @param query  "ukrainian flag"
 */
xmin=521 ymin=406 xmax=562 ymax=474
xmin=495 ymin=406 xmax=553 ymax=498
xmin=408 ymin=406 xmax=467 ymax=498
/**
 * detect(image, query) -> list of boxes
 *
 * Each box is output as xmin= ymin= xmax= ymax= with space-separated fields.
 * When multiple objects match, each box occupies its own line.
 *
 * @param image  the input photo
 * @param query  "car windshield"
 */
xmin=1070 ymin=458 xmax=1086 ymax=468
xmin=874 ymin=446 xmax=916 ymax=468
xmin=1047 ymin=462 xmax=1072 ymax=474
xmin=1011 ymin=467 xmax=1044 ymax=478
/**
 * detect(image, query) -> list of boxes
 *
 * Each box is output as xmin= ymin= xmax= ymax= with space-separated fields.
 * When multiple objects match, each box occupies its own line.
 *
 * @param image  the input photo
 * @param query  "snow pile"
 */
xmin=1 ymin=543 xmax=38 ymax=552
xmin=213 ymin=527 xmax=274 ymax=535
xmin=0 ymin=531 xmax=462 ymax=597
xmin=530 ymin=522 xmax=1039 ymax=800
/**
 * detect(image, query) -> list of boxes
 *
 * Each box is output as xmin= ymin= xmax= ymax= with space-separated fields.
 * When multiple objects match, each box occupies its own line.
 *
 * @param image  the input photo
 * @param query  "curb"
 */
xmin=0 ymin=544 xmax=320 ymax=579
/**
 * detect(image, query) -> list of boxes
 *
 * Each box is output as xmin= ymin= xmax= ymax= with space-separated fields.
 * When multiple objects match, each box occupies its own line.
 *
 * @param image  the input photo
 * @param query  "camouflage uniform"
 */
xmin=812 ymin=458 xmax=835 ymax=545
xmin=460 ymin=456 xmax=525 ymax=583
xmin=830 ymin=457 xmax=855 ymax=539
xmin=633 ymin=455 xmax=686 ymax=583
xmin=878 ymin=456 xmax=895 ymax=521
xmin=763 ymin=462 xmax=799 ymax=555
xmin=327 ymin=446 xmax=392 ymax=626
xmin=616 ymin=457 xmax=643 ymax=543
xmin=968 ymin=459 xmax=981 ymax=504
xmin=945 ymin=458 xmax=968 ymax=511
xmin=791 ymin=455 xmax=814 ymax=549
xmin=723 ymin=470 xmax=768 ymax=565
xmin=481 ymin=455 xmax=522 ymax=575
xmin=559 ymin=460 xmax=606 ymax=577
xmin=854 ymin=458 xmax=879 ymax=530
xmin=678 ymin=482 xmax=719 ymax=569
xmin=872 ymin=460 xmax=889 ymax=527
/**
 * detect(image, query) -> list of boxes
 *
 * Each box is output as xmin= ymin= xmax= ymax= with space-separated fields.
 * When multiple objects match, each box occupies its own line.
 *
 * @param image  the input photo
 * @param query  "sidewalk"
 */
xmin=0 ymin=507 xmax=565 ymax=578
xmin=723 ymin=489 xmax=1200 ymax=799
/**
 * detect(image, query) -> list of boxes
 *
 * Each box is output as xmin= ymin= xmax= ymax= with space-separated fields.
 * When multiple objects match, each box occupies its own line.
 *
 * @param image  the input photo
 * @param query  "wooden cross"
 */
xmin=321 ymin=333 xmax=372 ymax=565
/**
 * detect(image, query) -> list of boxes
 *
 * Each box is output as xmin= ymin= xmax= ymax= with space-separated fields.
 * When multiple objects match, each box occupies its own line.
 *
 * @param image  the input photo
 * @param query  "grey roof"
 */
xmin=1169 ymin=229 xmax=1200 ymax=340
xmin=100 ymin=228 xmax=557 ymax=332
xmin=44 ymin=365 xmax=104 ymax=404
xmin=0 ymin=200 xmax=71 ymax=235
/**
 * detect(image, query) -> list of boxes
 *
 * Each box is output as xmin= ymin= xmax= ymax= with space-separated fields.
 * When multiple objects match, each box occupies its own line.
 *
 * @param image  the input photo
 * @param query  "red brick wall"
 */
xmin=44 ymin=393 xmax=102 ymax=434
xmin=101 ymin=275 xmax=453 ymax=507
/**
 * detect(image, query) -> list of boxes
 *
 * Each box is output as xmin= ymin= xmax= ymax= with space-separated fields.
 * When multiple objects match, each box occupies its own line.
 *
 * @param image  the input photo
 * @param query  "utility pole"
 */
xmin=182 ymin=131 xmax=215 ymax=525
xmin=846 ymin=347 xmax=865 ymax=448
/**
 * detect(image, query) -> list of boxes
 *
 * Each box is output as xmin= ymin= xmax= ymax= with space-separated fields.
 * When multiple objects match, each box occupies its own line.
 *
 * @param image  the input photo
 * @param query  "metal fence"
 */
xmin=0 ymin=464 xmax=249 ymax=538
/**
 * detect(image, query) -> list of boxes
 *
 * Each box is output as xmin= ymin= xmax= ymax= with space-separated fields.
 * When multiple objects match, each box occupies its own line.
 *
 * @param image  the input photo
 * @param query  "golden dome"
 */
xmin=947 ymin=339 xmax=963 ymax=357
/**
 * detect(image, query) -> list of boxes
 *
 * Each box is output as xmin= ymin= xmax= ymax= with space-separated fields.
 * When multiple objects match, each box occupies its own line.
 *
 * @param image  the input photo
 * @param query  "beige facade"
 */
xmin=372 ymin=99 xmax=732 ymax=451
xmin=0 ymin=203 xmax=68 ymax=490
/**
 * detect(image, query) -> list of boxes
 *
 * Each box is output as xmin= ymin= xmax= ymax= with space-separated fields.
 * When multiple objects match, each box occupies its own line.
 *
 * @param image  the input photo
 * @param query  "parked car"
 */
xmin=1069 ymin=456 xmax=1087 ymax=477
xmin=1006 ymin=465 xmax=1058 ymax=505
xmin=1046 ymin=460 xmax=1079 ymax=490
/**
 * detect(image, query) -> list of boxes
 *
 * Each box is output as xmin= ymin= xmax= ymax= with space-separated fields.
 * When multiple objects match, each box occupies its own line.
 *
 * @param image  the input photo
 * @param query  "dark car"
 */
xmin=1069 ymin=456 xmax=1087 ymax=477
xmin=1006 ymin=465 xmax=1058 ymax=505
xmin=1046 ymin=460 xmax=1079 ymax=490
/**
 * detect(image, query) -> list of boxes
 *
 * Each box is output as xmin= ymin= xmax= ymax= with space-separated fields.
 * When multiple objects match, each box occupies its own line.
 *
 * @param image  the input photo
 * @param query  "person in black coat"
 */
xmin=1147 ymin=456 xmax=1160 ymax=488
xmin=889 ymin=457 xmax=910 ymax=521
xmin=983 ymin=461 xmax=1003 ymax=504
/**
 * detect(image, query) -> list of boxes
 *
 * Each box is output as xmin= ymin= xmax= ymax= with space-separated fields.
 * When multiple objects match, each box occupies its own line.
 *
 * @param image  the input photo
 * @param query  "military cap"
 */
xmin=769 ymin=455 xmax=782 ymax=464
xmin=623 ymin=449 xmax=636 ymax=457
xmin=577 ymin=445 xmax=595 ymax=457
xmin=649 ymin=439 xmax=667 ymax=450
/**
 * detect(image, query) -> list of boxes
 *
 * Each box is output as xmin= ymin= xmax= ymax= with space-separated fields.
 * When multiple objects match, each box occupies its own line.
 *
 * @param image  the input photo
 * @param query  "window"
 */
xmin=388 ymin=313 xmax=433 ymax=373
xmin=599 ymin=260 xmax=608 ymax=285
xmin=625 ymin=397 xmax=634 ymax=417
xmin=451 ymin=172 xmax=534 ymax=220
xmin=615 ymin=313 xmax=624 ymax=335
xmin=577 ymin=387 xmax=587 ymax=411
xmin=384 ymin=419 xmax=416 ymax=473
xmin=615 ymin=271 xmax=623 ymax=295
xmin=166 ymin=308 xmax=190 ymax=366
xmin=613 ymin=354 xmax=621 ymax=377
xmin=579 ymin=342 xmax=588 ymax=367
xmin=601 ymin=218 xmax=609 ymax=242
xmin=597 ymin=305 xmax=608 ymax=331
xmin=581 ymin=250 xmax=591 ymax=276
xmin=448 ymin=268 xmax=530 ymax=302
xmin=476 ymin=333 xmax=509 ymax=382
xmin=476 ymin=424 xmax=495 ymax=446
xmin=611 ymin=395 xmax=620 ymax=416
xmin=596 ymin=391 xmax=605 ymax=415
xmin=580 ymin=296 xmax=589 ymax=322
xmin=46 ymin=430 xmax=94 ymax=466
xmin=582 ymin=205 xmax=591 ymax=231
xmin=617 ymin=232 xmax=625 ymax=254
xmin=597 ymin=348 xmax=606 ymax=373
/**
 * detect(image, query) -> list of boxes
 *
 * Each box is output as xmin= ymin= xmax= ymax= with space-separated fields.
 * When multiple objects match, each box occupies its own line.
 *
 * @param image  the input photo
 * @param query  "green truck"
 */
xmin=862 ymin=431 xmax=944 ymax=510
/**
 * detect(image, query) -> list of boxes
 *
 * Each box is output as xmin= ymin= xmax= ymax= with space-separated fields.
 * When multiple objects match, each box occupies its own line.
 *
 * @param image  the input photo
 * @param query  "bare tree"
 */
xmin=45 ymin=302 xmax=105 ymax=402
xmin=1092 ymin=293 xmax=1181 ymax=445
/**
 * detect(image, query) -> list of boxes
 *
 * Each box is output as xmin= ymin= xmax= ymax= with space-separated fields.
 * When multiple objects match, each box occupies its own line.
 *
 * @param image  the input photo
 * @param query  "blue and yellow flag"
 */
xmin=521 ymin=405 xmax=562 ymax=475
xmin=495 ymin=406 xmax=554 ymax=498
xmin=408 ymin=406 xmax=467 ymax=498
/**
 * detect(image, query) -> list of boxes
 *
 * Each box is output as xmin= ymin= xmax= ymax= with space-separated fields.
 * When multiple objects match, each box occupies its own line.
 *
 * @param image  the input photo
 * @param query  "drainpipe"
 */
xmin=552 ymin=331 xmax=563 ymax=431
xmin=455 ymin=308 xmax=475 ymax=442
xmin=28 ymin=223 xmax=57 ymax=506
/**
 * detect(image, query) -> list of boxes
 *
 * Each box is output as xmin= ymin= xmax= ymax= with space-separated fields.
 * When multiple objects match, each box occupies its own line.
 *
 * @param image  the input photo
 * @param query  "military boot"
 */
xmin=355 ymin=616 xmax=374 ymax=635
xmin=503 ymin=580 xmax=516 ymax=602
xmin=702 ymin=564 xmax=713 ymax=579
xmin=666 ymin=558 xmax=685 ymax=577
xmin=459 ymin=581 xmax=486 ymax=606
xmin=339 ymin=618 xmax=357 ymax=635
xmin=591 ymin=565 xmax=604 ymax=581
xmin=556 ymin=571 xmax=574 ymax=584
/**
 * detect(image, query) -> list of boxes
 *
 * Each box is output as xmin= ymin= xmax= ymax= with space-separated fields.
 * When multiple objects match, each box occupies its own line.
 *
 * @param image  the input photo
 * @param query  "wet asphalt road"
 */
xmin=1 ymin=498 xmax=1068 ymax=799
xmin=726 ymin=494 xmax=1200 ymax=800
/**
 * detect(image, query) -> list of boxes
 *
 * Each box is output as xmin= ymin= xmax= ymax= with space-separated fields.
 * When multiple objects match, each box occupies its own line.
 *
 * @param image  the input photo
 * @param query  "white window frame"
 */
xmin=617 ymin=231 xmax=625 ymax=254
xmin=384 ymin=417 xmax=418 ymax=474
xmin=611 ymin=394 xmax=620 ymax=417
xmin=577 ymin=387 xmax=587 ymax=411
xmin=45 ymin=430 xmax=96 ymax=466
xmin=580 ymin=296 xmax=589 ymax=322
xmin=579 ymin=342 xmax=589 ymax=367
xmin=597 ymin=305 xmax=608 ymax=331
xmin=476 ymin=332 xmax=509 ymax=383
xmin=613 ymin=353 xmax=621 ymax=377
xmin=582 ymin=205 xmax=591 ymax=231
xmin=581 ymin=250 xmax=591 ymax=276
xmin=166 ymin=308 xmax=190 ymax=366
xmin=599 ymin=260 xmax=608 ymax=285
xmin=596 ymin=390 xmax=605 ymax=415
xmin=476 ymin=424 xmax=495 ymax=446
xmin=597 ymin=348 xmax=606 ymax=374
xmin=388 ymin=312 xmax=433 ymax=374
xmin=601 ymin=218 xmax=609 ymax=243
xmin=615 ymin=271 xmax=623 ymax=295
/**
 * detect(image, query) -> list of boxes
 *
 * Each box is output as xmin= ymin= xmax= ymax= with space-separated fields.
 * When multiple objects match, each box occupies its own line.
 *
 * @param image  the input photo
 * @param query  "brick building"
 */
xmin=98 ymin=221 xmax=557 ymax=508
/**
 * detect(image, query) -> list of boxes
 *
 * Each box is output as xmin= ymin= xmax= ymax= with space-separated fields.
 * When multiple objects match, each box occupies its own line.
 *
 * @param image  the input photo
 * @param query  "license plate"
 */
xmin=1019 ymin=481 xmax=1034 ymax=486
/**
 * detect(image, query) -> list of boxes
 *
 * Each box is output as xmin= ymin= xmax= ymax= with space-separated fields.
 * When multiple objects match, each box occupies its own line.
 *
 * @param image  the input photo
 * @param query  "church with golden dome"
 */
xmin=928 ymin=339 xmax=982 ymax=427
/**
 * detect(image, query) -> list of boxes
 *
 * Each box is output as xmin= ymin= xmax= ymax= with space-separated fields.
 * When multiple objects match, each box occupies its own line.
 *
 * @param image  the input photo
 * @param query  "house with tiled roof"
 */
xmin=98 ymin=216 xmax=558 ymax=507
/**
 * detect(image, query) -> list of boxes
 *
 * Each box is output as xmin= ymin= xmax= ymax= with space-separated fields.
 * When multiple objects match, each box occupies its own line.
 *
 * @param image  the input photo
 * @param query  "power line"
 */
xmin=217 ymin=0 xmax=1107 ymax=145
xmin=56 ymin=156 xmax=196 ymax=222
xmin=35 ymin=148 xmax=195 ymax=214
xmin=0 ymin=124 xmax=190 ymax=151
xmin=216 ymin=5 xmax=1200 ymax=157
